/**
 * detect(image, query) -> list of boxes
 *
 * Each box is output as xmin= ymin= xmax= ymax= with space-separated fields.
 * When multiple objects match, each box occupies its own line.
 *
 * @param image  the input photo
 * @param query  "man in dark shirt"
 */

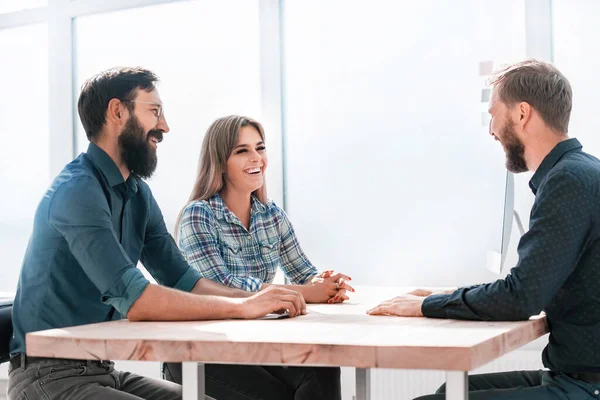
xmin=7 ymin=67 xmax=306 ymax=400
xmin=369 ymin=60 xmax=600 ymax=399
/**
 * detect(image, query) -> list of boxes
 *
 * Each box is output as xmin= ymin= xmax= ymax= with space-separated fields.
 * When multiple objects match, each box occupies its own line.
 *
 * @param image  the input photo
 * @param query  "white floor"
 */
xmin=1 ymin=363 xmax=8 ymax=400
xmin=0 ymin=378 xmax=6 ymax=400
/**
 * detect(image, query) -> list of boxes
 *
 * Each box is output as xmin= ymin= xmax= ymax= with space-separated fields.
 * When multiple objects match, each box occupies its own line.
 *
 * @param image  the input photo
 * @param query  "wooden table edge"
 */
xmin=26 ymin=316 xmax=548 ymax=371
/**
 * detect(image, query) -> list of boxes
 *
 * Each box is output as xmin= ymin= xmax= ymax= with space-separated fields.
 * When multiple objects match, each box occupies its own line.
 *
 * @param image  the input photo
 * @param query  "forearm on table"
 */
xmin=191 ymin=278 xmax=252 ymax=298
xmin=127 ymin=283 xmax=244 ymax=321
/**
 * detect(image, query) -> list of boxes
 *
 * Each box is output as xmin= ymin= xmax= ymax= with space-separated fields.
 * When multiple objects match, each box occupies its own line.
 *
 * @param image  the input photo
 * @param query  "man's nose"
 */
xmin=157 ymin=114 xmax=170 ymax=133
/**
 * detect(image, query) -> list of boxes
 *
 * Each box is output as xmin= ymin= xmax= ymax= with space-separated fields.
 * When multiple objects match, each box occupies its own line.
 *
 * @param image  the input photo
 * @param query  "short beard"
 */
xmin=118 ymin=115 xmax=162 ymax=179
xmin=501 ymin=120 xmax=528 ymax=173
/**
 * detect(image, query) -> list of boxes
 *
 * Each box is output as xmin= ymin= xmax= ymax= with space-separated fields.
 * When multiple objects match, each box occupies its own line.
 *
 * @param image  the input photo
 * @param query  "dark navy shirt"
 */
xmin=423 ymin=138 xmax=600 ymax=373
xmin=10 ymin=143 xmax=202 ymax=356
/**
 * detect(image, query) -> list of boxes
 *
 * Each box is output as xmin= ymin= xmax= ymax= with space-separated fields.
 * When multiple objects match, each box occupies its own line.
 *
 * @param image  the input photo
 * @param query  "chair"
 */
xmin=0 ymin=297 xmax=13 ymax=364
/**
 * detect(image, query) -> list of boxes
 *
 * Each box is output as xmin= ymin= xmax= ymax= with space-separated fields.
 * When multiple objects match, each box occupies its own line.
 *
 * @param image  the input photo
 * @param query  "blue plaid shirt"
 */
xmin=179 ymin=194 xmax=318 ymax=292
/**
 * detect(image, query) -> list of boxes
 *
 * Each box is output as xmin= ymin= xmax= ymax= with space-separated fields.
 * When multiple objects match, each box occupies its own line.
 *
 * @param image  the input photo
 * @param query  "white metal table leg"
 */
xmin=446 ymin=371 xmax=468 ymax=400
xmin=183 ymin=362 xmax=205 ymax=400
xmin=355 ymin=368 xmax=371 ymax=400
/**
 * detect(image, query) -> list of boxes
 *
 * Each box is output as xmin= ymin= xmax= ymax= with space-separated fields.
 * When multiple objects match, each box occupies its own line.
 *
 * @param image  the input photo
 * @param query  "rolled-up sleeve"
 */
xmin=49 ymin=176 xmax=150 ymax=317
xmin=102 ymin=268 xmax=150 ymax=316
xmin=179 ymin=202 xmax=263 ymax=292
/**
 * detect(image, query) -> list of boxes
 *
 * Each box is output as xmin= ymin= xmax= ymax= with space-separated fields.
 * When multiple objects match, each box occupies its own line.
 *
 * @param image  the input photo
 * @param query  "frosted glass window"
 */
xmin=283 ymin=0 xmax=527 ymax=286
xmin=553 ymin=0 xmax=600 ymax=155
xmin=74 ymin=0 xmax=262 ymax=232
xmin=0 ymin=23 xmax=49 ymax=291
xmin=0 ymin=0 xmax=46 ymax=14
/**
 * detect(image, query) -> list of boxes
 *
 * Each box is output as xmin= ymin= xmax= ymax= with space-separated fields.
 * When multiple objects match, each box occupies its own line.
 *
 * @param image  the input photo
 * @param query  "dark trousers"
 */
xmin=415 ymin=370 xmax=600 ymax=399
xmin=163 ymin=362 xmax=341 ymax=400
xmin=8 ymin=357 xmax=181 ymax=400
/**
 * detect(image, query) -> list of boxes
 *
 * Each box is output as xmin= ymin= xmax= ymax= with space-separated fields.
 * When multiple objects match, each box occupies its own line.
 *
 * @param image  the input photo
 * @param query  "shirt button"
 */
xmin=595 ymin=390 xmax=599 ymax=395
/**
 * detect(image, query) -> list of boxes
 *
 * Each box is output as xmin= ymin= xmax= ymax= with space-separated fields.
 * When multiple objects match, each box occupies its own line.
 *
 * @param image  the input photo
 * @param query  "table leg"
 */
xmin=355 ymin=368 xmax=371 ymax=400
xmin=446 ymin=371 xmax=468 ymax=400
xmin=182 ymin=362 xmax=205 ymax=400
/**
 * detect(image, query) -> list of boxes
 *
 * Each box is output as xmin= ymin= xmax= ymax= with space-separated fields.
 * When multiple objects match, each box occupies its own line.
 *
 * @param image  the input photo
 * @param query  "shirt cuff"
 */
xmin=422 ymin=293 xmax=451 ymax=319
xmin=172 ymin=266 xmax=203 ymax=293
xmin=295 ymin=270 xmax=318 ymax=285
xmin=245 ymin=276 xmax=264 ymax=292
xmin=102 ymin=268 xmax=150 ymax=318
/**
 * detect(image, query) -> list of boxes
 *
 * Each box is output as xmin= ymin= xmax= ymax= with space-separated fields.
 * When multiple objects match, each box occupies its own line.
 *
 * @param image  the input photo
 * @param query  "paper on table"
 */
xmin=258 ymin=311 xmax=290 ymax=320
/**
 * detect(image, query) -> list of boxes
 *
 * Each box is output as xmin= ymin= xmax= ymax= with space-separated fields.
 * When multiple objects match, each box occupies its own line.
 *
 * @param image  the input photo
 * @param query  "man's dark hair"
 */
xmin=488 ymin=59 xmax=572 ymax=134
xmin=77 ymin=67 xmax=159 ymax=141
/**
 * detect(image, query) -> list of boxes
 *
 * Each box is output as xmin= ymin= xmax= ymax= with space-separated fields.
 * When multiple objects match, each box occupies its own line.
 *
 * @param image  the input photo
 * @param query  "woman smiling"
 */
xmin=163 ymin=115 xmax=352 ymax=399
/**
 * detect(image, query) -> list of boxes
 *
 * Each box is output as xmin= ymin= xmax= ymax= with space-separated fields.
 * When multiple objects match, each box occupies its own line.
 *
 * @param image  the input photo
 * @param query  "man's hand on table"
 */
xmin=366 ymin=287 xmax=457 ymax=317
xmin=236 ymin=285 xmax=307 ymax=319
xmin=367 ymin=294 xmax=426 ymax=317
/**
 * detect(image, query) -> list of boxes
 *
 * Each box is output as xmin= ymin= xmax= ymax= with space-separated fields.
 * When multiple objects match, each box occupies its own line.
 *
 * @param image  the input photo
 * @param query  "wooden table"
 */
xmin=26 ymin=286 xmax=547 ymax=400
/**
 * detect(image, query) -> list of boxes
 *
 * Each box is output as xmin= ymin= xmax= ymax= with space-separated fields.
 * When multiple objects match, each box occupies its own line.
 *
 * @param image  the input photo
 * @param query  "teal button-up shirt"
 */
xmin=10 ymin=143 xmax=201 ymax=356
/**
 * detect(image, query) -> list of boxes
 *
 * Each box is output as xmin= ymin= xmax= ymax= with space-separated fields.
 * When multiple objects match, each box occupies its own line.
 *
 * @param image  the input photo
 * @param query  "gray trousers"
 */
xmin=415 ymin=370 xmax=600 ymax=399
xmin=7 ymin=357 xmax=181 ymax=400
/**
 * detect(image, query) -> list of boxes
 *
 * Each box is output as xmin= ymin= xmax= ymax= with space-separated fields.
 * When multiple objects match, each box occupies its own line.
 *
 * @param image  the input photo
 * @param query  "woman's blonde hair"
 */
xmin=175 ymin=115 xmax=267 ymax=238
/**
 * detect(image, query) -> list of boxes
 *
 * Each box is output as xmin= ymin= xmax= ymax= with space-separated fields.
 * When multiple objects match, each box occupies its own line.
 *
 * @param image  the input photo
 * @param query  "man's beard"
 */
xmin=118 ymin=115 xmax=163 ymax=179
xmin=500 ymin=120 xmax=528 ymax=173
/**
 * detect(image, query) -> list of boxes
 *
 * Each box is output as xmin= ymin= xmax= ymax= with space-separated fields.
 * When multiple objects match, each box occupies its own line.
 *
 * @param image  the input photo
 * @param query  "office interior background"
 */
xmin=0 ymin=0 xmax=598 ymax=398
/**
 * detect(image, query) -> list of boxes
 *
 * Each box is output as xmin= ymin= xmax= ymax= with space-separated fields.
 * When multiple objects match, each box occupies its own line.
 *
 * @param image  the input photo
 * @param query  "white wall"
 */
xmin=282 ymin=0 xmax=528 ymax=288
xmin=0 ymin=23 xmax=49 ymax=293
xmin=553 ymin=0 xmax=600 ymax=156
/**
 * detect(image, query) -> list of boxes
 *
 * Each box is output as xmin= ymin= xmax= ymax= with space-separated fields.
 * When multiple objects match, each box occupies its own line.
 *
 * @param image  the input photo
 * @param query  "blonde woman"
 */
xmin=164 ymin=115 xmax=351 ymax=399
xmin=177 ymin=115 xmax=353 ymax=300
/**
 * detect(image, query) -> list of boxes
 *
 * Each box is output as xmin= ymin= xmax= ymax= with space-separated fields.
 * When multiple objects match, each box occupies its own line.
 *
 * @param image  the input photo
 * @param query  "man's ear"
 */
xmin=518 ymin=101 xmax=533 ymax=128
xmin=107 ymin=98 xmax=124 ymax=124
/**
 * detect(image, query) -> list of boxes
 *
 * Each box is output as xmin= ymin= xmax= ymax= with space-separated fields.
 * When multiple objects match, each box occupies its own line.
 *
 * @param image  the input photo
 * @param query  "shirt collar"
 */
xmin=209 ymin=194 xmax=232 ymax=223
xmin=86 ymin=143 xmax=126 ymax=187
xmin=210 ymin=193 xmax=267 ymax=224
xmin=251 ymin=195 xmax=267 ymax=213
xmin=529 ymin=138 xmax=582 ymax=194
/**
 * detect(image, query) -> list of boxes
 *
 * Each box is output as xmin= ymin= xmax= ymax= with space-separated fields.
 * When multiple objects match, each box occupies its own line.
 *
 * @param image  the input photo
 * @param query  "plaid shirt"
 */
xmin=178 ymin=194 xmax=318 ymax=292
